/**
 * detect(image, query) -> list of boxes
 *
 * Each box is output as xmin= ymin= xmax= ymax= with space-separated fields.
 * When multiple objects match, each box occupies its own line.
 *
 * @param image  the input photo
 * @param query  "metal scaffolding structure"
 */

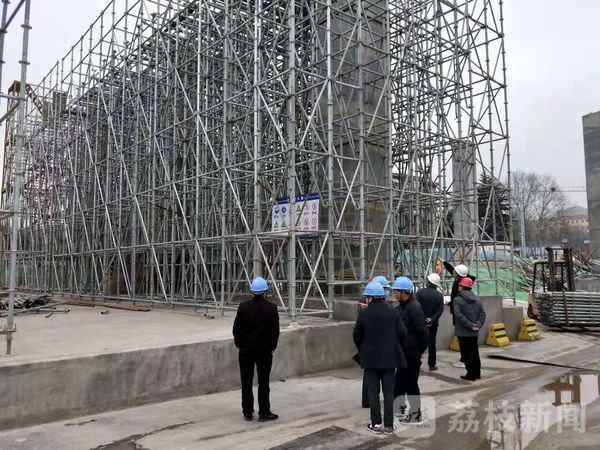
xmin=0 ymin=0 xmax=512 ymax=318
xmin=0 ymin=0 xmax=32 ymax=354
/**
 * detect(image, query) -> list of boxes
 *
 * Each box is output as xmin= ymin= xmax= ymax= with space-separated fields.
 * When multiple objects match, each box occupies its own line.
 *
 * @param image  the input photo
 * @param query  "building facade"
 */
xmin=583 ymin=111 xmax=600 ymax=257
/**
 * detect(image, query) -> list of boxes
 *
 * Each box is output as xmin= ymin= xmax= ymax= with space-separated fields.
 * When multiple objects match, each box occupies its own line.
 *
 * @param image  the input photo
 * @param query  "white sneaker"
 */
xmin=367 ymin=423 xmax=383 ymax=434
xmin=452 ymin=362 xmax=466 ymax=368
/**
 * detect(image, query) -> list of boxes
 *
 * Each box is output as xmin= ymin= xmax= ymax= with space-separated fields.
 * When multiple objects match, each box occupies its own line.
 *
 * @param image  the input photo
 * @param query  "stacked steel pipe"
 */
xmin=536 ymin=292 xmax=600 ymax=327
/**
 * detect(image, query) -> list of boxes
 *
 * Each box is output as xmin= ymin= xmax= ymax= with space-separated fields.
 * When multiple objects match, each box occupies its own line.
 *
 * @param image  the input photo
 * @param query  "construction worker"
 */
xmin=454 ymin=277 xmax=486 ymax=381
xmin=372 ymin=275 xmax=392 ymax=301
xmin=232 ymin=277 xmax=280 ymax=422
xmin=353 ymin=282 xmax=407 ymax=434
xmin=443 ymin=262 xmax=476 ymax=367
xmin=442 ymin=261 xmax=476 ymax=318
xmin=356 ymin=287 xmax=371 ymax=409
xmin=392 ymin=277 xmax=428 ymax=424
xmin=416 ymin=273 xmax=444 ymax=371
xmin=372 ymin=275 xmax=398 ymax=308
xmin=359 ymin=275 xmax=393 ymax=408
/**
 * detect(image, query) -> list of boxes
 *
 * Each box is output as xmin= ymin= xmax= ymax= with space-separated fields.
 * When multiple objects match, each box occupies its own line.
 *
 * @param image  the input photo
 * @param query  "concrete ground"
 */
xmin=1 ymin=344 xmax=598 ymax=450
xmin=0 ymin=305 xmax=306 ymax=366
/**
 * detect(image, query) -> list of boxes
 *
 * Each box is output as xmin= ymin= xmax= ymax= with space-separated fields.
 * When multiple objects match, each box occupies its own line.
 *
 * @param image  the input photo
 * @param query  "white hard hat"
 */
xmin=455 ymin=264 xmax=468 ymax=278
xmin=426 ymin=273 xmax=441 ymax=287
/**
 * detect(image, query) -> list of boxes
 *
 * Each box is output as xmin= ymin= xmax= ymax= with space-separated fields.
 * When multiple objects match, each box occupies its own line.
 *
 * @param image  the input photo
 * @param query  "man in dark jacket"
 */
xmin=443 ymin=261 xmax=476 ymax=322
xmin=443 ymin=261 xmax=476 ymax=366
xmin=353 ymin=282 xmax=407 ymax=434
xmin=358 ymin=275 xmax=392 ymax=409
xmin=454 ymin=277 xmax=486 ymax=381
xmin=391 ymin=276 xmax=428 ymax=424
xmin=233 ymin=277 xmax=280 ymax=422
xmin=416 ymin=273 xmax=444 ymax=371
xmin=357 ymin=291 xmax=370 ymax=408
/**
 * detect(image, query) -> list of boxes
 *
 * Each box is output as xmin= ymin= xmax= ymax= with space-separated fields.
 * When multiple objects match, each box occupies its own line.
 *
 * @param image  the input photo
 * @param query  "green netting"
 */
xmin=473 ymin=265 xmax=529 ymax=303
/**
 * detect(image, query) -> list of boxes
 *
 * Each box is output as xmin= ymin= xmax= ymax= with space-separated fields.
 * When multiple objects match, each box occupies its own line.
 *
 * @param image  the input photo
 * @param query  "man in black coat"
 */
xmin=454 ymin=277 xmax=486 ymax=381
xmin=233 ymin=277 xmax=280 ymax=422
xmin=357 ymin=294 xmax=371 ymax=408
xmin=443 ymin=261 xmax=476 ymax=366
xmin=391 ymin=276 xmax=428 ymax=424
xmin=353 ymin=282 xmax=407 ymax=434
xmin=443 ymin=261 xmax=476 ymax=322
xmin=416 ymin=273 xmax=444 ymax=371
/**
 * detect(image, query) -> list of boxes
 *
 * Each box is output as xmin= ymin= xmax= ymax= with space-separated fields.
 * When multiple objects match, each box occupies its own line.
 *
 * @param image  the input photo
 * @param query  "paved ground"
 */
xmin=1 ymin=344 xmax=598 ymax=450
xmin=0 ymin=305 xmax=319 ymax=366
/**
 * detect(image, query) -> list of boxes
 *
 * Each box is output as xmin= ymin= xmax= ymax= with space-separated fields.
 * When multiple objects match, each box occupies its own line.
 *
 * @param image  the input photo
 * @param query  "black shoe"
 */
xmin=460 ymin=375 xmax=476 ymax=381
xmin=429 ymin=365 xmax=438 ymax=371
xmin=243 ymin=413 xmax=253 ymax=421
xmin=258 ymin=412 xmax=279 ymax=422
xmin=362 ymin=403 xmax=369 ymax=408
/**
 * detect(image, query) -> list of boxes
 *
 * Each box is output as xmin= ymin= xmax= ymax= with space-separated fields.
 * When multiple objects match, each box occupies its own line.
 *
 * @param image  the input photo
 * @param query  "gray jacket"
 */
xmin=453 ymin=290 xmax=486 ymax=337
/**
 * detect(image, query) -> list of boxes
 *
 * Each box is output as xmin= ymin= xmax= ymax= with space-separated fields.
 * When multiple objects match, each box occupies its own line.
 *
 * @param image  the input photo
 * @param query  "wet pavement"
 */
xmin=0 ymin=342 xmax=598 ymax=449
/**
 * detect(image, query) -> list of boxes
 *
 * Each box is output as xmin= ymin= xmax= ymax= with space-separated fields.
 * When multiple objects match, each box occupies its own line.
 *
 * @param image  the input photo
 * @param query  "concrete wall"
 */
xmin=0 ymin=322 xmax=355 ymax=430
xmin=333 ymin=295 xmax=525 ymax=348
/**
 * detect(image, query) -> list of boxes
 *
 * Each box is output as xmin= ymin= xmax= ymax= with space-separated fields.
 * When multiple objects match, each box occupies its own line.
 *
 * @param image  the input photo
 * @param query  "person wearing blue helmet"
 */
xmin=359 ymin=275 xmax=393 ymax=408
xmin=354 ymin=281 xmax=407 ymax=435
xmin=391 ymin=276 xmax=428 ymax=425
xmin=372 ymin=275 xmax=391 ymax=298
xmin=233 ymin=277 xmax=280 ymax=422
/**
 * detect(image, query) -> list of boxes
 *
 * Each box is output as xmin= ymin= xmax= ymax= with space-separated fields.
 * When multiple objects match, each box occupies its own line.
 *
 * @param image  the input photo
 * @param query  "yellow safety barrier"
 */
xmin=486 ymin=323 xmax=510 ymax=347
xmin=450 ymin=336 xmax=460 ymax=351
xmin=518 ymin=318 xmax=540 ymax=341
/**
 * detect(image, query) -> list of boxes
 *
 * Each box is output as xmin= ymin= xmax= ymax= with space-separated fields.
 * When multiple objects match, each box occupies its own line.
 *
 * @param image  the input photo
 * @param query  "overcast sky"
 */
xmin=1 ymin=0 xmax=597 ymax=207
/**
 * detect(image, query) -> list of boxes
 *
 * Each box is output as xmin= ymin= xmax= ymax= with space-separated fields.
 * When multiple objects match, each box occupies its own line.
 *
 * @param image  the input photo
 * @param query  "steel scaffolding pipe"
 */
xmin=0 ymin=0 xmax=512 ymax=317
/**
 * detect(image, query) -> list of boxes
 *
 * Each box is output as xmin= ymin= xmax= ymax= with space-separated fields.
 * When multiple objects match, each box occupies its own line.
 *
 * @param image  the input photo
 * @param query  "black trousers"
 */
xmin=364 ymin=368 xmax=395 ymax=428
xmin=394 ymin=356 xmax=422 ymax=414
xmin=427 ymin=324 xmax=438 ymax=368
xmin=239 ymin=351 xmax=273 ymax=415
xmin=362 ymin=371 xmax=369 ymax=407
xmin=458 ymin=336 xmax=481 ymax=379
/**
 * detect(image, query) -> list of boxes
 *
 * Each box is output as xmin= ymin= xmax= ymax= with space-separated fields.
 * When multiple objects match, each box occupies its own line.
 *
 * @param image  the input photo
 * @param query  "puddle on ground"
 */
xmin=479 ymin=372 xmax=599 ymax=449
xmin=542 ymin=372 xmax=599 ymax=406
xmin=409 ymin=371 xmax=600 ymax=450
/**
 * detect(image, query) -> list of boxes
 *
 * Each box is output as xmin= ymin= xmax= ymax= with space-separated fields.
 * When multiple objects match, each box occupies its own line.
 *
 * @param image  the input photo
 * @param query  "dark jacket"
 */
xmin=398 ymin=295 xmax=428 ymax=358
xmin=233 ymin=295 xmax=280 ymax=353
xmin=443 ymin=261 xmax=477 ymax=319
xmin=416 ymin=287 xmax=444 ymax=326
xmin=453 ymin=289 xmax=486 ymax=337
xmin=353 ymin=298 xmax=407 ymax=370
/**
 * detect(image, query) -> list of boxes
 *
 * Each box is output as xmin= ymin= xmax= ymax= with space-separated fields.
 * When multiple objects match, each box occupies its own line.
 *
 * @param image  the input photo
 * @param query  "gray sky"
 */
xmin=1 ymin=0 xmax=597 ymax=207
xmin=503 ymin=0 xmax=599 ymax=206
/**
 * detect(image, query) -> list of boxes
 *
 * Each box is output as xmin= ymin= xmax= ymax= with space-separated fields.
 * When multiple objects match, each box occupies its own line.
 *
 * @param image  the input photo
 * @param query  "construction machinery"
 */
xmin=528 ymin=247 xmax=600 ymax=327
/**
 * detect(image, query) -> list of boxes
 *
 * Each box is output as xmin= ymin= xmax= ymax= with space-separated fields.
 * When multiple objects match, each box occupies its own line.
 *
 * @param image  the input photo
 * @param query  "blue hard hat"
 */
xmin=363 ymin=281 xmax=386 ymax=298
xmin=372 ymin=275 xmax=391 ymax=289
xmin=250 ymin=277 xmax=269 ymax=294
xmin=392 ymin=276 xmax=414 ymax=292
